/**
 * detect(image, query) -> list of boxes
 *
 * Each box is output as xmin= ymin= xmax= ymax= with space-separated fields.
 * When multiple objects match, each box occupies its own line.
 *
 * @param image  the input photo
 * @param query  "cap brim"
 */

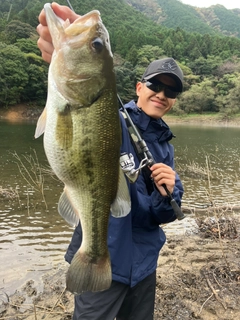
xmin=143 ymin=72 xmax=183 ymax=92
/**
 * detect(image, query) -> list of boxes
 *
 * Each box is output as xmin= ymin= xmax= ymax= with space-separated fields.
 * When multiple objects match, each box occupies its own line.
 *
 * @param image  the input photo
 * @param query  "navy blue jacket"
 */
xmin=65 ymin=100 xmax=184 ymax=287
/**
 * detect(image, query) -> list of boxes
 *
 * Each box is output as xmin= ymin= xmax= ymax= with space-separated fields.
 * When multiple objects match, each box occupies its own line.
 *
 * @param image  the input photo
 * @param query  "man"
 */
xmin=37 ymin=3 xmax=184 ymax=319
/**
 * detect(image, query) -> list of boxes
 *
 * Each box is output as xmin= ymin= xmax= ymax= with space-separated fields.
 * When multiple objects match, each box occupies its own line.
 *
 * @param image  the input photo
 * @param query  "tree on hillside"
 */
xmin=188 ymin=55 xmax=222 ymax=76
xmin=133 ymin=45 xmax=165 ymax=80
xmin=216 ymin=59 xmax=240 ymax=77
xmin=162 ymin=38 xmax=174 ymax=57
xmin=177 ymin=79 xmax=217 ymax=114
xmin=199 ymin=34 xmax=213 ymax=58
xmin=125 ymin=45 xmax=138 ymax=66
xmin=24 ymin=61 xmax=47 ymax=105
xmin=0 ymin=44 xmax=29 ymax=107
xmin=136 ymin=45 xmax=165 ymax=66
xmin=15 ymin=38 xmax=40 ymax=55
xmin=4 ymin=20 xmax=36 ymax=44
xmin=215 ymin=74 xmax=240 ymax=117
xmin=215 ymin=73 xmax=238 ymax=96
xmin=115 ymin=61 xmax=136 ymax=103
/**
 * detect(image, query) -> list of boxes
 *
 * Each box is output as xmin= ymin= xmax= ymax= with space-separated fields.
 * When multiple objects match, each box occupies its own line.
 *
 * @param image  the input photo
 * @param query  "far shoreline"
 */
xmin=164 ymin=113 xmax=240 ymax=127
xmin=1 ymin=104 xmax=240 ymax=127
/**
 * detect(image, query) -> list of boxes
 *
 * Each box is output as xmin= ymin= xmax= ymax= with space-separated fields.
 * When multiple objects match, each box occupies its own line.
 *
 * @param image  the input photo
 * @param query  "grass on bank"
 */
xmin=164 ymin=112 xmax=240 ymax=125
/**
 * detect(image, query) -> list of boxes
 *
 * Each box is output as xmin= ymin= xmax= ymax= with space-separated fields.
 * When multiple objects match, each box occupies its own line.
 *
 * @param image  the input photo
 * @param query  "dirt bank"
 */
xmin=1 ymin=104 xmax=240 ymax=127
xmin=0 ymin=104 xmax=42 ymax=123
xmin=163 ymin=113 xmax=240 ymax=127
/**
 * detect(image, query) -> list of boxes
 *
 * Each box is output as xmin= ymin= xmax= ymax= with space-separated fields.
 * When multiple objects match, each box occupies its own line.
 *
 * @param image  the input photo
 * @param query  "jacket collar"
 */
xmin=123 ymin=100 xmax=174 ymax=142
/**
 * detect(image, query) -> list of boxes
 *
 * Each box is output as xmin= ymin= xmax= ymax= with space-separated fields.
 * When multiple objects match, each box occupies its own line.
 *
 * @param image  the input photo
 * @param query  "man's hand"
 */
xmin=150 ymin=163 xmax=176 ymax=196
xmin=36 ymin=2 xmax=80 ymax=63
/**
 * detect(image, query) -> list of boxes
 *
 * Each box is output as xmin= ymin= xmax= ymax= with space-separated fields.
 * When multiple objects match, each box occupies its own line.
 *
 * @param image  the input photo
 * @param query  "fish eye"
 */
xmin=92 ymin=37 xmax=103 ymax=52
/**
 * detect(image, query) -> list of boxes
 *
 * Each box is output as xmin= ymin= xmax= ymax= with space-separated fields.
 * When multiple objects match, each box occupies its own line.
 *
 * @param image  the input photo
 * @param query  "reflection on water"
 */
xmin=0 ymin=120 xmax=74 ymax=296
xmin=0 ymin=202 xmax=73 ymax=295
xmin=171 ymin=124 xmax=240 ymax=209
xmin=0 ymin=120 xmax=240 ymax=297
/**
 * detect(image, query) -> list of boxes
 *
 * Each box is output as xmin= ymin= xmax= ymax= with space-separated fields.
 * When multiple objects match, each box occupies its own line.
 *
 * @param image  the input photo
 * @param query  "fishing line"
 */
xmin=66 ymin=0 xmax=74 ymax=11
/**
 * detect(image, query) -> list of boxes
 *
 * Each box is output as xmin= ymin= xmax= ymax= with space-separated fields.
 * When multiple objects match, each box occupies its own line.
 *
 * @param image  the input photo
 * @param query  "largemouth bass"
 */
xmin=35 ymin=3 xmax=131 ymax=295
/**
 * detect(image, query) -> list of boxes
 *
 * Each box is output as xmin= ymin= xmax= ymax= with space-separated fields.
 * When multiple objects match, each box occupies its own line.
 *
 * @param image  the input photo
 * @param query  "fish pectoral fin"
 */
xmin=58 ymin=190 xmax=80 ymax=227
xmin=111 ymin=168 xmax=131 ymax=218
xmin=34 ymin=107 xmax=47 ymax=138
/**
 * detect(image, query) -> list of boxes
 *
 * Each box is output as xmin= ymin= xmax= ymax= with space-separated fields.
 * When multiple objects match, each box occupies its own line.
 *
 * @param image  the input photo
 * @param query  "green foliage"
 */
xmin=115 ymin=61 xmax=136 ymax=103
xmin=0 ymin=0 xmax=240 ymax=117
xmin=188 ymin=56 xmax=222 ymax=76
xmin=133 ymin=45 xmax=166 ymax=82
xmin=136 ymin=45 xmax=165 ymax=67
xmin=0 ymin=17 xmax=7 ymax=33
xmin=215 ymin=74 xmax=237 ymax=96
xmin=0 ymin=43 xmax=29 ymax=106
xmin=127 ymin=0 xmax=240 ymax=38
xmin=212 ymin=5 xmax=240 ymax=38
xmin=215 ymin=74 xmax=240 ymax=117
xmin=0 ymin=41 xmax=48 ymax=107
xmin=4 ymin=20 xmax=36 ymax=44
xmin=177 ymin=79 xmax=218 ymax=114
xmin=155 ymin=0 xmax=216 ymax=35
xmin=23 ymin=63 xmax=47 ymax=104
xmin=15 ymin=39 xmax=41 ymax=55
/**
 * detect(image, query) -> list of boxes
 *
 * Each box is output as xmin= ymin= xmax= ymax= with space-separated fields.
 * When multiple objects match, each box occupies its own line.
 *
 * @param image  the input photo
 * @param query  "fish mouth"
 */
xmin=44 ymin=3 xmax=105 ymax=55
xmin=44 ymin=3 xmax=101 ymax=37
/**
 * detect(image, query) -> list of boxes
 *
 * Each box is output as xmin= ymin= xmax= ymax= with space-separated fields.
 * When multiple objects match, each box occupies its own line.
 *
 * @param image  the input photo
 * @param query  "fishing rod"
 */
xmin=64 ymin=0 xmax=185 ymax=220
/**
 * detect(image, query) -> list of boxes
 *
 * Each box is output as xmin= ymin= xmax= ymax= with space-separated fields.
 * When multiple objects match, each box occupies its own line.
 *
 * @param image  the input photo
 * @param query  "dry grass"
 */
xmin=0 ymin=186 xmax=19 ymax=200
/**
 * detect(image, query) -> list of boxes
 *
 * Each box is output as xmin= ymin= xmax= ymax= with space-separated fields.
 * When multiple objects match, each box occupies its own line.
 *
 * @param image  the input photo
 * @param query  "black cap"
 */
xmin=141 ymin=58 xmax=184 ymax=92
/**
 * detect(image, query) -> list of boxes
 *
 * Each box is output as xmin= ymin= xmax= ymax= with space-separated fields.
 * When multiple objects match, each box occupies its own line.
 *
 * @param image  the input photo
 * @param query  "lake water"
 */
xmin=0 ymin=119 xmax=240 ymax=298
xmin=171 ymin=124 xmax=240 ymax=209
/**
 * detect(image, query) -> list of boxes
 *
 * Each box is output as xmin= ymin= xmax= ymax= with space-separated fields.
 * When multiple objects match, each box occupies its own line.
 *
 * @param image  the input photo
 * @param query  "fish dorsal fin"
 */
xmin=34 ymin=107 xmax=47 ymax=138
xmin=111 ymin=167 xmax=131 ymax=218
xmin=58 ymin=189 xmax=80 ymax=227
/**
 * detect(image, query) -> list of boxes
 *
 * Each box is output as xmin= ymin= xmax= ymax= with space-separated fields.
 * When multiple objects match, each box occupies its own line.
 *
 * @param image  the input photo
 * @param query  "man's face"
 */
xmin=136 ymin=74 xmax=178 ymax=119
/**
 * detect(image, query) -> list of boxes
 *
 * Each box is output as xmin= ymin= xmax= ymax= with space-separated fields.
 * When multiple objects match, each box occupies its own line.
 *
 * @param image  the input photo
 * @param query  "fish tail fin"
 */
xmin=66 ymin=250 xmax=112 ymax=295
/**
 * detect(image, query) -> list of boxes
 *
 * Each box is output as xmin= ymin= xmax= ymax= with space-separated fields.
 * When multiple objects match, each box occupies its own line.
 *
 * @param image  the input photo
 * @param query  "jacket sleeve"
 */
xmin=150 ymin=172 xmax=184 ymax=224
xmin=64 ymin=223 xmax=82 ymax=264
xmin=131 ymin=170 xmax=184 ymax=227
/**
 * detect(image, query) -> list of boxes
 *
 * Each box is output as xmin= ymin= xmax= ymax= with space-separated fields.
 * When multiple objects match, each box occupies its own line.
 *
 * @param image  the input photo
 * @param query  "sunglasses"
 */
xmin=142 ymin=79 xmax=180 ymax=99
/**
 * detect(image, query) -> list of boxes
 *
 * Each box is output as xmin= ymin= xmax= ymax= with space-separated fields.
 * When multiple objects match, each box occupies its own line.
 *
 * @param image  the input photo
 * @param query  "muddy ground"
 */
xmin=155 ymin=216 xmax=240 ymax=320
xmin=0 ymin=215 xmax=239 ymax=320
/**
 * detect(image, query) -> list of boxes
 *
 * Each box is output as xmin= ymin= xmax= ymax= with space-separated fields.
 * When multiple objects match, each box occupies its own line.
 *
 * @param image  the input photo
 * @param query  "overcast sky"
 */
xmin=180 ymin=0 xmax=239 ymax=9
